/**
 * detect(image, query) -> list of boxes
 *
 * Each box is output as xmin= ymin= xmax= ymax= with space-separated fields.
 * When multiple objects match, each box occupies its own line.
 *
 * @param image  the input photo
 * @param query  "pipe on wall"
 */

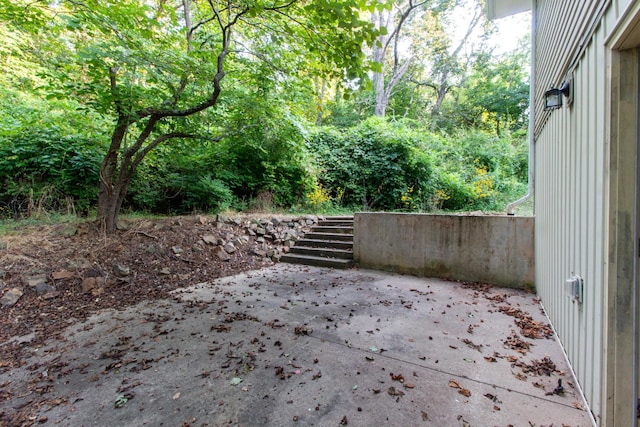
xmin=507 ymin=4 xmax=536 ymax=215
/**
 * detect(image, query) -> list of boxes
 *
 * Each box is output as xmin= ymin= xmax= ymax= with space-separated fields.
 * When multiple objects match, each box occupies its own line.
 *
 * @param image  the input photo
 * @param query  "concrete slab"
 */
xmin=1 ymin=264 xmax=593 ymax=426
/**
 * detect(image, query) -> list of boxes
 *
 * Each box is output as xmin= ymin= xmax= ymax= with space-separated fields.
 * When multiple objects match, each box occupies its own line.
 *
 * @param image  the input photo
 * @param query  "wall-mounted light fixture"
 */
xmin=544 ymin=80 xmax=571 ymax=111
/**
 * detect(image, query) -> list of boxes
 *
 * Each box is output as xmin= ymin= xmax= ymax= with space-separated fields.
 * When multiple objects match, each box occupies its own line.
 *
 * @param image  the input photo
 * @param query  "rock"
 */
xmin=33 ymin=282 xmax=55 ymax=296
xmin=81 ymin=277 xmax=104 ymax=293
xmin=197 ymin=215 xmax=208 ymax=225
xmin=25 ymin=275 xmax=47 ymax=288
xmin=271 ymin=217 xmax=282 ymax=226
xmin=159 ymin=268 xmax=171 ymax=275
xmin=252 ymin=249 xmax=267 ymax=257
xmin=216 ymin=249 xmax=231 ymax=261
xmin=113 ymin=264 xmax=130 ymax=277
xmin=284 ymin=240 xmax=296 ymax=248
xmin=146 ymin=245 xmax=158 ymax=254
xmin=256 ymin=227 xmax=266 ymax=236
xmin=51 ymin=271 xmax=75 ymax=280
xmin=202 ymin=235 xmax=218 ymax=245
xmin=59 ymin=225 xmax=78 ymax=237
xmin=256 ymin=237 xmax=265 ymax=244
xmin=116 ymin=220 xmax=130 ymax=230
xmin=64 ymin=258 xmax=92 ymax=270
xmin=42 ymin=291 xmax=61 ymax=300
xmin=271 ymin=253 xmax=282 ymax=262
xmin=1 ymin=288 xmax=23 ymax=307
xmin=171 ymin=246 xmax=184 ymax=254
xmin=224 ymin=243 xmax=237 ymax=254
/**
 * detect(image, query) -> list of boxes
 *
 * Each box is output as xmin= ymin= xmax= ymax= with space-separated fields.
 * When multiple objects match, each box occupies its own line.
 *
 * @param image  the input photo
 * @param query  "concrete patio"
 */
xmin=2 ymin=264 xmax=592 ymax=426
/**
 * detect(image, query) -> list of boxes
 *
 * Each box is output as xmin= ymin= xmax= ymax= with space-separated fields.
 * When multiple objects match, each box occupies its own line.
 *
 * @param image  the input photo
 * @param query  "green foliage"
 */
xmin=0 ymin=0 xmax=531 ymax=220
xmin=428 ymin=131 xmax=528 ymax=211
xmin=307 ymin=118 xmax=435 ymax=211
xmin=0 ymin=127 xmax=102 ymax=217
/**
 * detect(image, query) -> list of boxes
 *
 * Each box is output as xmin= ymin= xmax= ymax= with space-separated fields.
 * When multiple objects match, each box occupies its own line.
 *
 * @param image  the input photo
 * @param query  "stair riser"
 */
xmin=318 ymin=221 xmax=354 ymax=227
xmin=305 ymin=233 xmax=353 ymax=241
xmin=295 ymin=240 xmax=353 ymax=250
xmin=312 ymin=226 xmax=353 ymax=234
xmin=289 ymin=247 xmax=353 ymax=259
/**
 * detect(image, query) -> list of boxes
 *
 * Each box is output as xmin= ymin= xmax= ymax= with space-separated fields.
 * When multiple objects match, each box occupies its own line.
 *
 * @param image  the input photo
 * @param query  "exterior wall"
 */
xmin=533 ymin=1 xmax=609 ymax=138
xmin=533 ymin=0 xmax=633 ymax=424
xmin=353 ymin=213 xmax=534 ymax=289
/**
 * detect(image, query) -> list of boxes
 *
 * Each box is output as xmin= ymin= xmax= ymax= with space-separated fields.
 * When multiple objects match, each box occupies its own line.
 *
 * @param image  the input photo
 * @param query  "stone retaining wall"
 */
xmin=212 ymin=214 xmax=321 ymax=262
xmin=353 ymin=213 xmax=534 ymax=290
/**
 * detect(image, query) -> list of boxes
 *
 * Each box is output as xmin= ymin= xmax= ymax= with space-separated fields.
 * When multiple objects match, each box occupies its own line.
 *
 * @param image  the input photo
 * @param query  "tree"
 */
xmin=459 ymin=44 xmax=530 ymax=135
xmin=407 ymin=0 xmax=485 ymax=128
xmin=369 ymin=0 xmax=452 ymax=117
xmin=3 ymin=0 xmax=383 ymax=232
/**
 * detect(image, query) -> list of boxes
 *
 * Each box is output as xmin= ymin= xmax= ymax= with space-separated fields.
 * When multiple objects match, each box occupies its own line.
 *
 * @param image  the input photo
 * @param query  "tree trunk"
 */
xmin=96 ymin=121 xmax=128 ymax=233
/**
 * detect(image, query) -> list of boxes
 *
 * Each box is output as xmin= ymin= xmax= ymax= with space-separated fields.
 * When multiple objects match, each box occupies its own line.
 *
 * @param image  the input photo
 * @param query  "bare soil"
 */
xmin=0 ymin=215 xmax=283 ymax=421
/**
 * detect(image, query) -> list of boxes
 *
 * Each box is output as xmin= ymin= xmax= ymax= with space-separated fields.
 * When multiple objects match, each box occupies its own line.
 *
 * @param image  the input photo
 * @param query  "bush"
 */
xmin=307 ymin=118 xmax=435 ymax=211
xmin=0 ymin=127 xmax=102 ymax=217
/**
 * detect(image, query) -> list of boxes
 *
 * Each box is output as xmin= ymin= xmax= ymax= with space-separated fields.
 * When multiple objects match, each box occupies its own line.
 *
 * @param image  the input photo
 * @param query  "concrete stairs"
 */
xmin=280 ymin=216 xmax=354 ymax=269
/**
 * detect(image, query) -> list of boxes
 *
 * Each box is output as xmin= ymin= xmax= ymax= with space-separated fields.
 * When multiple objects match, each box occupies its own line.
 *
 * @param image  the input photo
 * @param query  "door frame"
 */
xmin=607 ymin=4 xmax=640 ymax=424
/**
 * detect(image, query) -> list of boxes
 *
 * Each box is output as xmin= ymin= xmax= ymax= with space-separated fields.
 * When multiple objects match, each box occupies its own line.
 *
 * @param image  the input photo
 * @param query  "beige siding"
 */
xmin=534 ymin=1 xmax=609 ymax=137
xmin=534 ymin=0 xmax=633 ymax=424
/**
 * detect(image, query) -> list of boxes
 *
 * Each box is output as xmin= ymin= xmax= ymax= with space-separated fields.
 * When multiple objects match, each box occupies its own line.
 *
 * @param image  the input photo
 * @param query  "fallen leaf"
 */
xmin=390 ymin=373 xmax=405 ymax=382
xmin=421 ymin=410 xmax=429 ymax=421
xmin=340 ymin=415 xmax=348 ymax=425
xmin=387 ymin=386 xmax=405 ymax=397
xmin=52 ymin=271 xmax=75 ymax=280
xmin=448 ymin=380 xmax=461 ymax=389
xmin=114 ymin=395 xmax=129 ymax=408
xmin=458 ymin=388 xmax=471 ymax=397
xmin=173 ymin=392 xmax=181 ymax=400
xmin=230 ymin=377 xmax=243 ymax=385
xmin=404 ymin=383 xmax=415 ymax=389
xmin=514 ymin=372 xmax=527 ymax=381
xmin=484 ymin=356 xmax=497 ymax=363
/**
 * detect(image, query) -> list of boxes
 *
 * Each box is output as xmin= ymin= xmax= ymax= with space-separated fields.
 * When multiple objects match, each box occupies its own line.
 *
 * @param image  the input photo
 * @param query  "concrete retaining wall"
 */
xmin=353 ymin=213 xmax=534 ymax=289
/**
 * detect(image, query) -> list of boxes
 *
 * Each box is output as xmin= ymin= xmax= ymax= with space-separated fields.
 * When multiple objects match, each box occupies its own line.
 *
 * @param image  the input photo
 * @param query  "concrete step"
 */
xmin=289 ymin=246 xmax=353 ymax=259
xmin=280 ymin=215 xmax=355 ymax=269
xmin=295 ymin=239 xmax=353 ymax=250
xmin=304 ymin=232 xmax=353 ymax=241
xmin=280 ymin=254 xmax=353 ymax=269
xmin=323 ymin=216 xmax=354 ymax=221
xmin=311 ymin=225 xmax=354 ymax=234
xmin=319 ymin=219 xmax=354 ymax=227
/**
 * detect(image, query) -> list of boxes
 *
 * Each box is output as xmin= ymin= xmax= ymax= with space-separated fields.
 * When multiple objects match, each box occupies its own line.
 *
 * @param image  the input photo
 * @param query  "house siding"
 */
xmin=533 ymin=0 xmax=633 ymax=424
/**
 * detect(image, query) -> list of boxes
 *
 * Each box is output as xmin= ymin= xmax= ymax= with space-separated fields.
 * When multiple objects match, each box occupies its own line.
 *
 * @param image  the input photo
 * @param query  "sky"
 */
xmin=488 ymin=11 xmax=531 ymax=55
xmin=450 ymin=0 xmax=532 ymax=56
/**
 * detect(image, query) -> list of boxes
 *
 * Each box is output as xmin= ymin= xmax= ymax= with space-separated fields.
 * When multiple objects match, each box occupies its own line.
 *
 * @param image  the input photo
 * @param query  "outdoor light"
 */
xmin=544 ymin=81 xmax=571 ymax=111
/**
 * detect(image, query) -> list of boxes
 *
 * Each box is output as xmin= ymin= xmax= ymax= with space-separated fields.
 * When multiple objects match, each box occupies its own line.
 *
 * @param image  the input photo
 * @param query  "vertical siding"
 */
xmin=534 ymin=1 xmax=613 ymax=138
xmin=534 ymin=0 xmax=632 ymax=423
